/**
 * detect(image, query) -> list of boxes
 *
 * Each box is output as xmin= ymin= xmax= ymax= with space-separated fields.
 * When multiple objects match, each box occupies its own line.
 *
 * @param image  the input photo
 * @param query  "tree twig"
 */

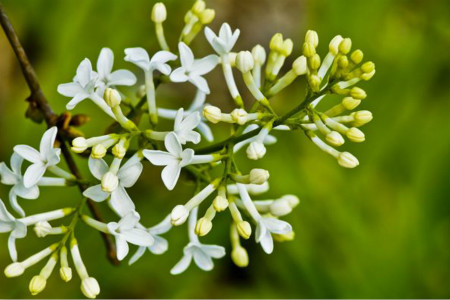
xmin=0 ymin=2 xmax=119 ymax=265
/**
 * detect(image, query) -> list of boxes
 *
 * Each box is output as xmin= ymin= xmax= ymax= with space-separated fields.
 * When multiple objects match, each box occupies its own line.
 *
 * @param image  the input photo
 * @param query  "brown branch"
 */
xmin=0 ymin=3 xmax=119 ymax=265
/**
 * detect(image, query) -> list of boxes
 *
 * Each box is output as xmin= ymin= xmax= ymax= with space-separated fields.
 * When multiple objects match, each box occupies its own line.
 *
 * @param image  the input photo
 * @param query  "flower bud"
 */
xmin=308 ymin=74 xmax=321 ymax=91
xmin=305 ymin=30 xmax=319 ymax=48
xmin=273 ymin=231 xmax=295 ymax=242
xmin=346 ymin=127 xmax=365 ymax=142
xmin=230 ymin=108 xmax=248 ymax=125
xmin=4 ymin=262 xmax=25 ymax=277
xmin=361 ymin=61 xmax=375 ymax=73
xmin=249 ymin=168 xmax=270 ymax=185
xmin=292 ymin=56 xmax=307 ymax=75
xmin=338 ymin=38 xmax=352 ymax=54
xmin=308 ymin=53 xmax=321 ymax=71
xmin=34 ymin=221 xmax=52 ymax=238
xmin=151 ymin=2 xmax=167 ymax=23
xmin=231 ymin=246 xmax=249 ymax=267
xmin=171 ymin=205 xmax=189 ymax=226
xmin=342 ymin=97 xmax=361 ymax=110
xmin=29 ymin=275 xmax=46 ymax=295
xmin=337 ymin=55 xmax=349 ymax=68
xmin=337 ymin=152 xmax=359 ymax=168
xmin=235 ymin=51 xmax=254 ymax=73
xmin=326 ymin=131 xmax=345 ymax=147
xmin=195 ymin=217 xmax=213 ymax=236
xmin=329 ymin=35 xmax=343 ymax=55
xmin=199 ymin=9 xmax=215 ymax=24
xmin=246 ymin=142 xmax=266 ymax=160
xmin=252 ymin=45 xmax=266 ymax=65
xmin=360 ymin=70 xmax=375 ymax=81
xmin=350 ymin=87 xmax=367 ymax=100
xmin=192 ymin=0 xmax=205 ymax=14
xmin=270 ymin=199 xmax=293 ymax=216
xmin=91 ymin=144 xmax=107 ymax=159
xmin=213 ymin=195 xmax=229 ymax=212
xmin=236 ymin=221 xmax=252 ymax=239
xmin=112 ymin=143 xmax=126 ymax=159
xmin=104 ymin=88 xmax=121 ymax=107
xmin=282 ymin=194 xmax=300 ymax=207
xmin=60 ymin=267 xmax=72 ymax=282
xmin=302 ymin=42 xmax=316 ymax=57
xmin=350 ymin=49 xmax=364 ymax=64
xmin=280 ymin=38 xmax=293 ymax=56
xmin=81 ymin=277 xmax=100 ymax=299
xmin=72 ymin=137 xmax=88 ymax=153
xmin=101 ymin=172 xmax=119 ymax=193
xmin=352 ymin=110 xmax=373 ymax=126
xmin=269 ymin=33 xmax=283 ymax=52
xmin=203 ymin=106 xmax=222 ymax=124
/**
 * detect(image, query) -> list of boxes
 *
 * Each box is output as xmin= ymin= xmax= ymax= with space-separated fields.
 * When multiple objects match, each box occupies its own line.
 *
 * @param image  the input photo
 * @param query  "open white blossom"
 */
xmin=204 ymin=23 xmax=240 ymax=55
xmin=106 ymin=211 xmax=154 ymax=261
xmin=96 ymin=47 xmax=137 ymax=88
xmin=0 ymin=199 xmax=27 ymax=261
xmin=170 ymin=42 xmax=219 ymax=94
xmin=83 ymin=156 xmax=142 ymax=216
xmin=124 ymin=48 xmax=176 ymax=75
xmin=173 ymin=108 xmax=201 ymax=144
xmin=13 ymin=127 xmax=61 ymax=188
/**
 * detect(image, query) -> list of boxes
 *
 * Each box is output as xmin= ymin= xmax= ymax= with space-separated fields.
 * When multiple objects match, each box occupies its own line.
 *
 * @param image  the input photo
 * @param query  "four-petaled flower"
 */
xmin=170 ymin=241 xmax=226 ymax=274
xmin=13 ymin=127 xmax=61 ymax=189
xmin=107 ymin=211 xmax=154 ymax=261
xmin=170 ymin=42 xmax=219 ymax=94
xmin=96 ymin=47 xmax=137 ymax=88
xmin=204 ymin=23 xmax=240 ymax=55
xmin=124 ymin=48 xmax=176 ymax=75
xmin=0 ymin=153 xmax=39 ymax=217
xmin=255 ymin=217 xmax=292 ymax=254
xmin=83 ymin=156 xmax=142 ymax=217
xmin=173 ymin=108 xmax=201 ymax=144
xmin=0 ymin=199 xmax=27 ymax=262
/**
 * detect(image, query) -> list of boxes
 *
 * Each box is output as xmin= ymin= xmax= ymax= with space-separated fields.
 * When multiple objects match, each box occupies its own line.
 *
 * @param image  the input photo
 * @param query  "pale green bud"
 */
xmin=91 ymin=144 xmax=106 ymax=159
xmin=81 ymin=277 xmax=100 ymax=299
xmin=34 ymin=221 xmax=52 ymax=238
xmin=231 ymin=246 xmax=249 ymax=267
xmin=352 ymin=110 xmax=373 ymax=126
xmin=308 ymin=53 xmax=321 ymax=70
xmin=305 ymin=30 xmax=319 ymax=47
xmin=326 ymin=131 xmax=345 ymax=146
xmin=236 ymin=221 xmax=252 ymax=239
xmin=60 ymin=267 xmax=72 ymax=282
xmin=231 ymin=108 xmax=248 ymax=125
xmin=292 ymin=56 xmax=307 ymax=75
xmin=105 ymin=88 xmax=121 ymax=107
xmin=203 ymin=106 xmax=222 ymax=124
xmin=29 ymin=275 xmax=46 ymax=295
xmin=235 ymin=51 xmax=255 ymax=73
xmin=350 ymin=87 xmax=367 ymax=99
xmin=361 ymin=69 xmax=376 ymax=81
xmin=346 ymin=127 xmax=365 ymax=142
xmin=342 ymin=97 xmax=361 ymax=110
xmin=280 ymin=38 xmax=293 ymax=56
xmin=338 ymin=38 xmax=352 ymax=54
xmin=269 ymin=33 xmax=284 ymax=51
xmin=361 ymin=61 xmax=375 ymax=73
xmin=337 ymin=55 xmax=349 ymax=68
xmin=4 ymin=262 xmax=25 ymax=277
xmin=199 ymin=9 xmax=215 ymax=24
xmin=302 ymin=42 xmax=316 ymax=58
xmin=213 ymin=195 xmax=229 ymax=212
xmin=350 ymin=49 xmax=364 ymax=64
xmin=112 ymin=143 xmax=126 ymax=159
xmin=337 ymin=152 xmax=359 ymax=168
xmin=151 ymin=3 xmax=167 ymax=23
xmin=101 ymin=172 xmax=119 ymax=193
xmin=171 ymin=205 xmax=189 ymax=226
xmin=308 ymin=74 xmax=321 ymax=91
xmin=329 ymin=35 xmax=343 ymax=55
xmin=252 ymin=45 xmax=266 ymax=65
xmin=195 ymin=217 xmax=213 ymax=236
xmin=192 ymin=0 xmax=206 ymax=15
xmin=273 ymin=231 xmax=295 ymax=242
xmin=249 ymin=168 xmax=270 ymax=185
xmin=72 ymin=137 xmax=88 ymax=153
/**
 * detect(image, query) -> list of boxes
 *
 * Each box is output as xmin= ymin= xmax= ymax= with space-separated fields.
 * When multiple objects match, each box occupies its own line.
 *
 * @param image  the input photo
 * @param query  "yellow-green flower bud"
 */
xmin=203 ymin=106 xmax=222 ymax=124
xmin=326 ymin=131 xmax=345 ymax=147
xmin=213 ymin=195 xmax=229 ymax=212
xmin=236 ymin=221 xmax=252 ymax=239
xmin=235 ymin=51 xmax=255 ymax=73
xmin=302 ymin=42 xmax=316 ymax=58
xmin=195 ymin=217 xmax=213 ymax=236
xmin=249 ymin=168 xmax=270 ymax=185
xmin=280 ymin=38 xmax=293 ymax=56
xmin=360 ymin=70 xmax=375 ymax=81
xmin=273 ymin=231 xmax=295 ymax=242
xmin=292 ymin=56 xmax=307 ymax=75
xmin=337 ymin=55 xmax=349 ymax=68
xmin=308 ymin=53 xmax=321 ymax=70
xmin=350 ymin=87 xmax=367 ymax=99
xmin=269 ymin=33 xmax=284 ymax=51
xmin=361 ymin=61 xmax=375 ymax=73
xmin=112 ymin=143 xmax=126 ymax=159
xmin=192 ymin=0 xmax=205 ymax=15
xmin=329 ymin=35 xmax=343 ymax=55
xmin=91 ymin=144 xmax=107 ymax=159
xmin=101 ymin=172 xmax=119 ymax=193
xmin=346 ymin=127 xmax=365 ymax=142
xmin=4 ymin=262 xmax=25 ymax=277
xmin=231 ymin=246 xmax=249 ymax=267
xmin=352 ymin=110 xmax=373 ymax=126
xmin=105 ymin=88 xmax=121 ymax=107
xmin=350 ymin=49 xmax=364 ymax=64
xmin=151 ymin=3 xmax=167 ymax=23
xmin=308 ymin=74 xmax=321 ymax=91
xmin=60 ymin=267 xmax=72 ymax=282
xmin=342 ymin=97 xmax=361 ymax=110
xmin=199 ymin=9 xmax=215 ymax=24
xmin=81 ymin=277 xmax=100 ymax=299
xmin=29 ymin=275 xmax=46 ymax=295
xmin=305 ymin=30 xmax=319 ymax=48
xmin=252 ymin=45 xmax=266 ymax=65
xmin=72 ymin=137 xmax=88 ymax=153
xmin=338 ymin=38 xmax=352 ymax=54
xmin=337 ymin=152 xmax=359 ymax=168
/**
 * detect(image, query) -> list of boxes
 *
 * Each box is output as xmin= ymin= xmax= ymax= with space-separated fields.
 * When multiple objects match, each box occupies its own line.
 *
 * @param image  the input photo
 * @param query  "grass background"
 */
xmin=0 ymin=0 xmax=449 ymax=298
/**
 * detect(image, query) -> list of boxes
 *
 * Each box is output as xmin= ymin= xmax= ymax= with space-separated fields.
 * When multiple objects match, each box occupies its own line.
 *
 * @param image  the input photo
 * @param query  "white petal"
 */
xmin=197 ymin=122 xmax=214 ymax=142
xmin=66 ymin=94 xmax=89 ymax=110
xmin=193 ymin=249 xmax=214 ymax=271
xmin=10 ymin=153 xmax=23 ymax=175
xmin=229 ymin=29 xmax=241 ymax=50
xmin=109 ymin=185 xmax=135 ymax=217
xmin=169 ymin=68 xmax=189 ymax=82
xmin=260 ymin=230 xmax=274 ymax=254
xmin=180 ymin=149 xmax=194 ymax=166
xmin=0 ymin=162 xmax=18 ymax=185
xmin=0 ymin=199 xmax=14 ymax=222
xmin=108 ymin=70 xmax=137 ymax=86
xmin=8 ymin=235 xmax=18 ymax=261
xmin=191 ymin=55 xmax=219 ymax=76
xmin=88 ymin=157 xmax=108 ymax=180
xmin=255 ymin=222 xmax=266 ymax=243
xmin=13 ymin=145 xmax=42 ymax=164
xmin=83 ymin=185 xmax=109 ymax=202
xmin=39 ymin=127 xmax=58 ymax=160
xmin=115 ymin=236 xmax=129 ymax=261
xmin=118 ymin=161 xmax=143 ymax=188
xmin=189 ymin=75 xmax=210 ymax=94
xmin=128 ymin=246 xmax=146 ymax=265
xmin=8 ymin=191 xmax=25 ymax=217
xmin=181 ymin=111 xmax=201 ymax=130
xmin=164 ymin=132 xmax=182 ymax=157
xmin=23 ymin=163 xmax=46 ymax=188
xmin=142 ymin=150 xmax=177 ymax=166
xmin=117 ymin=211 xmax=140 ymax=230
xmin=161 ymin=163 xmax=181 ymax=191
xmin=219 ymin=23 xmax=232 ymax=42
xmin=263 ymin=218 xmax=292 ymax=234
xmin=13 ymin=183 xmax=39 ymax=199
xmin=76 ymin=58 xmax=93 ymax=87
xmin=122 ymin=228 xmax=154 ymax=246
xmin=124 ymin=47 xmax=150 ymax=70
xmin=204 ymin=27 xmax=217 ymax=47
xmin=173 ymin=108 xmax=184 ymax=131
xmin=170 ymin=253 xmax=193 ymax=275
xmin=97 ymin=48 xmax=114 ymax=79
xmin=149 ymin=235 xmax=169 ymax=254
xmin=182 ymin=131 xmax=201 ymax=144
xmin=153 ymin=63 xmax=171 ymax=75
xmin=57 ymin=82 xmax=85 ymax=97
xmin=178 ymin=42 xmax=194 ymax=68
xmin=151 ymin=50 xmax=177 ymax=65
xmin=201 ymin=245 xmax=226 ymax=258
xmin=149 ymin=215 xmax=172 ymax=234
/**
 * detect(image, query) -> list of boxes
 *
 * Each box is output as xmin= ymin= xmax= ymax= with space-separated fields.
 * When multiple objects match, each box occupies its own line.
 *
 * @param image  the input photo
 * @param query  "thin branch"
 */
xmin=0 ymin=3 xmax=119 ymax=265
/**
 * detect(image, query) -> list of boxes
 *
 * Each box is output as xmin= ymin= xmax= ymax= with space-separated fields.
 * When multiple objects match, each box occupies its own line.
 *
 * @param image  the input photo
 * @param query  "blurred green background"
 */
xmin=1 ymin=0 xmax=449 ymax=298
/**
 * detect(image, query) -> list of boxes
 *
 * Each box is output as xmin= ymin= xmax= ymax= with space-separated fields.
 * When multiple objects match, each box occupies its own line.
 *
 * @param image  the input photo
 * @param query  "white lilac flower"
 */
xmin=170 ymin=207 xmax=225 ymax=274
xmin=0 ymin=199 xmax=27 ymax=261
xmin=129 ymin=215 xmax=172 ymax=265
xmin=124 ymin=47 xmax=177 ymax=124
xmin=170 ymin=42 xmax=219 ymax=94
xmin=57 ymin=59 xmax=115 ymax=119
xmin=204 ymin=23 xmax=240 ymax=56
xmin=13 ymin=127 xmax=61 ymax=189
xmin=237 ymin=183 xmax=292 ymax=254
xmin=106 ymin=211 xmax=154 ymax=261
xmin=83 ymin=156 xmax=143 ymax=216
xmin=96 ymin=47 xmax=137 ymax=88
xmin=173 ymin=108 xmax=201 ymax=144
xmin=143 ymin=132 xmax=217 ymax=190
